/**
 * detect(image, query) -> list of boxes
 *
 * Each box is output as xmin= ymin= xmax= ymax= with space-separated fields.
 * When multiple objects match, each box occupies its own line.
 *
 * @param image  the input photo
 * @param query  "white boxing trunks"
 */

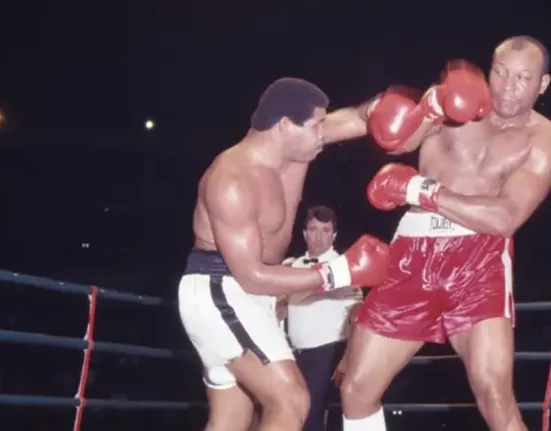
xmin=178 ymin=249 xmax=295 ymax=389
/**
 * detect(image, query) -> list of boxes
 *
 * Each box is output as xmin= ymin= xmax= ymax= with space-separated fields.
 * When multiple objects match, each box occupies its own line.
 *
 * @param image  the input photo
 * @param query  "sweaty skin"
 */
xmin=399 ymin=42 xmax=551 ymax=237
xmin=416 ymin=110 xmax=551 ymax=236
xmin=342 ymin=40 xmax=550 ymax=431
xmin=192 ymin=103 xmax=372 ymax=296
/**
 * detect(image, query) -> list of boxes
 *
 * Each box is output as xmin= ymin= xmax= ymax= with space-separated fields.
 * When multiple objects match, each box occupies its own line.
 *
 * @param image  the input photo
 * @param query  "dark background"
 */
xmin=0 ymin=3 xmax=550 ymax=430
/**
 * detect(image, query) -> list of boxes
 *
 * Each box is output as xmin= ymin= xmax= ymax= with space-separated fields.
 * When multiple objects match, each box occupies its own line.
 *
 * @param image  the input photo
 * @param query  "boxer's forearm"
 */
xmin=323 ymin=106 xmax=367 ymax=145
xmin=240 ymin=265 xmax=324 ymax=296
xmin=436 ymin=188 xmax=516 ymax=237
xmin=323 ymin=97 xmax=379 ymax=145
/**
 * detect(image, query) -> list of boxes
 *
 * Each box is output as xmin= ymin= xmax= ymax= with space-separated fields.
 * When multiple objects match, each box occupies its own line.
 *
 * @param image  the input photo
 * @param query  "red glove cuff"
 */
xmin=421 ymin=87 xmax=446 ymax=124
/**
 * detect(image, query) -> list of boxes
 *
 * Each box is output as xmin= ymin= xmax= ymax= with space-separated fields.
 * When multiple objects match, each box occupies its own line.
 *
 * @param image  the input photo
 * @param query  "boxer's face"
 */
xmin=489 ymin=46 xmax=550 ymax=118
xmin=281 ymin=107 xmax=326 ymax=162
xmin=303 ymin=217 xmax=336 ymax=257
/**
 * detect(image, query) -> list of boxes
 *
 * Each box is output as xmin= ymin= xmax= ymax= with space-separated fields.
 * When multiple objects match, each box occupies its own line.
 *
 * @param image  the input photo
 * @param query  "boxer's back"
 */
xmin=193 ymin=142 xmax=306 ymax=264
xmin=418 ymin=111 xmax=551 ymax=199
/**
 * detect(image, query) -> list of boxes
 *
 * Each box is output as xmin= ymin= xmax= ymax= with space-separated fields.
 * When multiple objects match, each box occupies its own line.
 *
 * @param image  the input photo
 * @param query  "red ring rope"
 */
xmin=73 ymin=285 xmax=98 ymax=431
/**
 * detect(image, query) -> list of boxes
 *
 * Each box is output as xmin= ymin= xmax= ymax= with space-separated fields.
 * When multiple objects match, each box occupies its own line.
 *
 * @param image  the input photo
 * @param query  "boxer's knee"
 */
xmin=260 ymin=379 xmax=310 ymax=428
xmin=340 ymin=368 xmax=381 ymax=415
xmin=205 ymin=386 xmax=255 ymax=431
xmin=470 ymin=365 xmax=514 ymax=405
xmin=469 ymin=363 xmax=519 ymax=428
xmin=466 ymin=335 xmax=514 ymax=407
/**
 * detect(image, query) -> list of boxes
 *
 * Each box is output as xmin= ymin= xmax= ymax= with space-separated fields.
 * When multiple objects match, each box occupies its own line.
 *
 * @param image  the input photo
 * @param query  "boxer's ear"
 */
xmin=302 ymin=229 xmax=307 ymax=242
xmin=278 ymin=116 xmax=294 ymax=134
xmin=539 ymin=73 xmax=550 ymax=95
xmin=332 ymin=232 xmax=337 ymax=242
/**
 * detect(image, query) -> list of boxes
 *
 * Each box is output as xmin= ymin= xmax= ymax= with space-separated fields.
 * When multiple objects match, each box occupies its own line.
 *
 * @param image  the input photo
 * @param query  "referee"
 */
xmin=284 ymin=205 xmax=363 ymax=431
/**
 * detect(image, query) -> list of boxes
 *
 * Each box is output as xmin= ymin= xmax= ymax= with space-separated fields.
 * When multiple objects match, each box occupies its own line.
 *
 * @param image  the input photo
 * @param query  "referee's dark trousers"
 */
xmin=296 ymin=340 xmax=346 ymax=431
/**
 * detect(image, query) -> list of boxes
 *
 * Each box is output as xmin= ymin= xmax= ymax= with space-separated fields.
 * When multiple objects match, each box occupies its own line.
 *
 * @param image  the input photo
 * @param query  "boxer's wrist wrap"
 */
xmin=406 ymin=175 xmax=441 ymax=212
xmin=314 ymin=256 xmax=351 ymax=293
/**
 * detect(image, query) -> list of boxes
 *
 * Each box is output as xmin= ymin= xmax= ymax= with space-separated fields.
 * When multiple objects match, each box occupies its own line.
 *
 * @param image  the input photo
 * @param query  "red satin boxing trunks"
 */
xmin=357 ymin=211 xmax=514 ymax=343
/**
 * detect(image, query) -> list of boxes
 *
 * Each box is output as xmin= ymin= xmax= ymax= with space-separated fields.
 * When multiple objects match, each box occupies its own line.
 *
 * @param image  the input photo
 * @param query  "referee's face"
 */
xmin=303 ymin=218 xmax=336 ymax=258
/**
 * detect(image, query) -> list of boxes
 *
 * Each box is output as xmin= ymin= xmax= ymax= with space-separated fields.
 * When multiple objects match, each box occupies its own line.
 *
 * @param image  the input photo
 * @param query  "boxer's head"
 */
xmin=490 ymin=35 xmax=550 ymax=118
xmin=250 ymin=77 xmax=329 ymax=162
xmin=303 ymin=205 xmax=337 ymax=257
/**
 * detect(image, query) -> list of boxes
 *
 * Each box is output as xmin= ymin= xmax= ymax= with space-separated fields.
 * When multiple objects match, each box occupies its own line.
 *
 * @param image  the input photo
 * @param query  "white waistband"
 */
xmin=395 ymin=212 xmax=476 ymax=237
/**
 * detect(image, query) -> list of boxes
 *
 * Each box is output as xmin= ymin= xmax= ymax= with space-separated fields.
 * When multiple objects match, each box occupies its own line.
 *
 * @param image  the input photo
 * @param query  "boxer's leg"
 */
xmin=340 ymin=325 xmax=423 ymax=430
xmin=228 ymin=353 xmax=310 ymax=431
xmin=183 ymin=271 xmax=308 ymax=430
xmin=449 ymin=318 xmax=526 ymax=431
xmin=206 ymin=384 xmax=255 ymax=431
xmin=445 ymin=235 xmax=525 ymax=430
xmin=337 ymin=232 xmax=442 ymax=429
xmin=339 ymin=232 xmax=445 ymax=429
xmin=219 ymin=279 xmax=309 ymax=430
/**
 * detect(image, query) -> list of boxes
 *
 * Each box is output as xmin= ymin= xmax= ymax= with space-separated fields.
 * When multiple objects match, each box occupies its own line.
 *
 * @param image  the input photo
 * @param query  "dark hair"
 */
xmin=304 ymin=205 xmax=338 ymax=232
xmin=497 ymin=35 xmax=550 ymax=75
xmin=250 ymin=77 xmax=329 ymax=131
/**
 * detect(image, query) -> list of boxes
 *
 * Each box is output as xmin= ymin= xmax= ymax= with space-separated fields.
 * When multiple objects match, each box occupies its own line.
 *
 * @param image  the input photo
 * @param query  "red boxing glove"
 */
xmin=367 ymin=163 xmax=442 ymax=211
xmin=368 ymin=61 xmax=491 ymax=152
xmin=314 ymin=235 xmax=389 ymax=292
xmin=367 ymin=86 xmax=425 ymax=151
xmin=423 ymin=60 xmax=492 ymax=124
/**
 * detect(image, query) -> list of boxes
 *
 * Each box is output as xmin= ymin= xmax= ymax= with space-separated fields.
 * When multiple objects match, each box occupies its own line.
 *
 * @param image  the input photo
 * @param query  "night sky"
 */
xmin=0 ymin=4 xmax=551 ymax=430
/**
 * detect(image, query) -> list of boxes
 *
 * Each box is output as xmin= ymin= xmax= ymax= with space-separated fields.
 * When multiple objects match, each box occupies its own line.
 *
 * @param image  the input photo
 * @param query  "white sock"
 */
xmin=343 ymin=407 xmax=386 ymax=431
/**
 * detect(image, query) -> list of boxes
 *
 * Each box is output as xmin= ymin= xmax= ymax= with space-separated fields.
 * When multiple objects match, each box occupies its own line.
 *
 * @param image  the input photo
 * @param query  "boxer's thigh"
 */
xmin=343 ymin=323 xmax=423 ymax=399
xmin=220 ymin=279 xmax=301 ymax=404
xmin=228 ymin=352 xmax=307 ymax=408
xmin=177 ymin=274 xmax=247 ymax=371
xmin=444 ymin=236 xmax=514 ymax=337
xmin=445 ymin=236 xmax=515 ymax=391
xmin=448 ymin=317 xmax=515 ymax=393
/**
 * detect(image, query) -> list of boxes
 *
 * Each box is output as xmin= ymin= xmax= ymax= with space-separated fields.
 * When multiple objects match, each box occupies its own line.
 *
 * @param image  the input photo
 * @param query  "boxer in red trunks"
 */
xmin=340 ymin=36 xmax=551 ymax=431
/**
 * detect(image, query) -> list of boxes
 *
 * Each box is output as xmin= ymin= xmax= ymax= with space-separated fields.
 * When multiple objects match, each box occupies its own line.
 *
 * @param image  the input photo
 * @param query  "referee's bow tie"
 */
xmin=303 ymin=258 xmax=319 ymax=264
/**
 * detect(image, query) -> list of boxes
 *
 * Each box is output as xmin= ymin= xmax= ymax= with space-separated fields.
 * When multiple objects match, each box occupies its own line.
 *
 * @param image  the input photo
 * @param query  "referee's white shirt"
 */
xmin=286 ymin=247 xmax=363 ymax=350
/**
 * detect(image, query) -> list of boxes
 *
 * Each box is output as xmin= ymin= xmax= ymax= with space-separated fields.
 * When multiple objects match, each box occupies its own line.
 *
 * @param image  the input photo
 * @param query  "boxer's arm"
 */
xmin=206 ymin=176 xmax=324 ymax=295
xmin=322 ymin=96 xmax=379 ymax=145
xmin=435 ymin=134 xmax=551 ymax=237
xmin=388 ymin=119 xmax=441 ymax=155
xmin=322 ymin=95 xmax=440 ymax=151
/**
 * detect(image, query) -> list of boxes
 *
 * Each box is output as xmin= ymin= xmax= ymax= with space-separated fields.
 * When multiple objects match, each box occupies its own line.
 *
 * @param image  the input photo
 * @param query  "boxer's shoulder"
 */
xmin=524 ymin=117 xmax=551 ymax=169
xmin=202 ymin=149 xmax=278 ymax=218
xmin=530 ymin=111 xmax=551 ymax=139
xmin=520 ymin=113 xmax=551 ymax=154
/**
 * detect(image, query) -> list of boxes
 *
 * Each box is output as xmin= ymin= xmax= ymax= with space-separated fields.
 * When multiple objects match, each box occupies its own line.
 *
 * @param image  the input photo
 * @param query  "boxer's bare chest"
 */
xmin=419 ymin=121 xmax=532 ymax=196
xmin=257 ymin=163 xmax=308 ymax=263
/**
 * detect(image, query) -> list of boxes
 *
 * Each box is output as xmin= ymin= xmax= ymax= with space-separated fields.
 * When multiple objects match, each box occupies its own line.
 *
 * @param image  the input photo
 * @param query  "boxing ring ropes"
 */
xmin=1 ymin=269 xmax=551 ymax=430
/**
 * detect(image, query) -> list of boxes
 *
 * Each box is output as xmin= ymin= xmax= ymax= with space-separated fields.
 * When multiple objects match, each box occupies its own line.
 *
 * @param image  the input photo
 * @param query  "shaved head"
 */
xmin=489 ymin=35 xmax=550 ymax=118
xmin=495 ymin=35 xmax=549 ymax=75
